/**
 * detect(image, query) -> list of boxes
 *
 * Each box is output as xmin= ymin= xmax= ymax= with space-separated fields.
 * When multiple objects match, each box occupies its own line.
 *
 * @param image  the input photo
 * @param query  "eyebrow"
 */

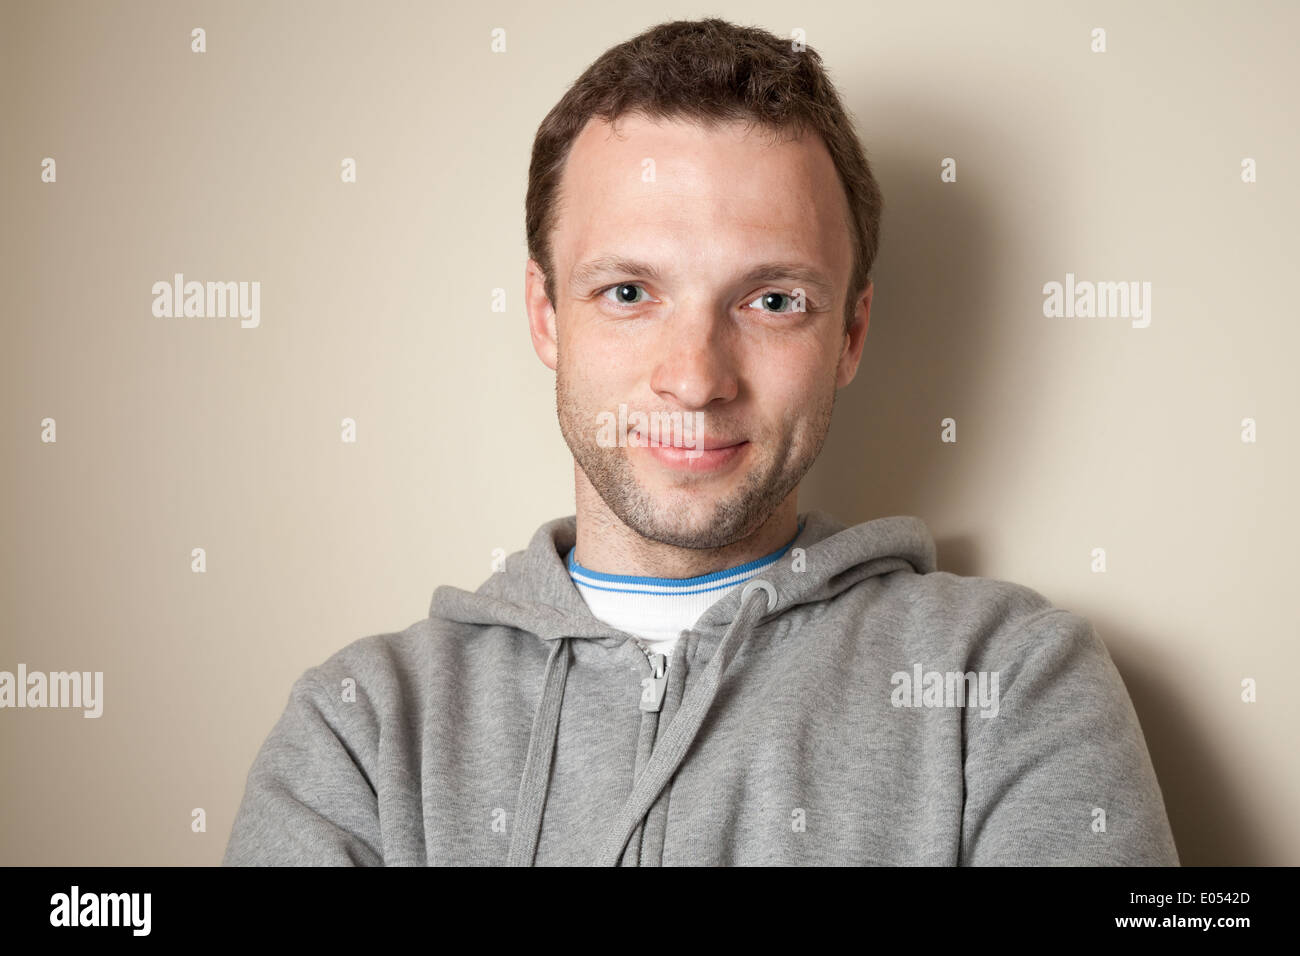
xmin=569 ymin=256 xmax=837 ymax=298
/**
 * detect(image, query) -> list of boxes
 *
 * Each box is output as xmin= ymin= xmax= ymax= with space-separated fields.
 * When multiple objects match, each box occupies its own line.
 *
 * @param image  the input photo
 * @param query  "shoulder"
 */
xmin=306 ymin=617 xmax=434 ymax=684
xmin=284 ymin=617 xmax=447 ymax=732
xmin=871 ymin=567 xmax=1104 ymax=671
xmin=290 ymin=612 xmax=536 ymax=723
xmin=889 ymin=572 xmax=1129 ymax=727
xmin=895 ymin=567 xmax=1056 ymax=626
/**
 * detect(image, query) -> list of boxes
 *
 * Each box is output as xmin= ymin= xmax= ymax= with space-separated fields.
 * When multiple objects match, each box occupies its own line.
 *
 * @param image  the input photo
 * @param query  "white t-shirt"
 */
xmin=567 ymin=523 xmax=802 ymax=663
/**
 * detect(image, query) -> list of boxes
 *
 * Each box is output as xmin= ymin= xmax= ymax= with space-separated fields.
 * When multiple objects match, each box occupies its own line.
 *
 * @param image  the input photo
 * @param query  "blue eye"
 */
xmin=602 ymin=283 xmax=649 ymax=305
xmin=747 ymin=291 xmax=795 ymax=313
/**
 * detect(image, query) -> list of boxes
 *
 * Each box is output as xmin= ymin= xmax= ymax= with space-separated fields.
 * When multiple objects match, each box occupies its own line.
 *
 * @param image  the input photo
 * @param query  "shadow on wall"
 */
xmin=1102 ymin=629 xmax=1267 ymax=867
xmin=796 ymin=111 xmax=1253 ymax=865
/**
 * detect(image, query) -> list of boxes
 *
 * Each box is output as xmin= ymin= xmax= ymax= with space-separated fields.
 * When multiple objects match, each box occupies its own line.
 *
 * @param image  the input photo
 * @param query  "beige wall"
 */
xmin=2 ymin=0 xmax=1296 ymax=865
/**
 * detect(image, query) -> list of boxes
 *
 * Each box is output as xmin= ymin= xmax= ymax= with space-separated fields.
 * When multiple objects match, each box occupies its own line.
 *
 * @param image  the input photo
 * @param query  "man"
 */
xmin=223 ymin=17 xmax=1178 ymax=866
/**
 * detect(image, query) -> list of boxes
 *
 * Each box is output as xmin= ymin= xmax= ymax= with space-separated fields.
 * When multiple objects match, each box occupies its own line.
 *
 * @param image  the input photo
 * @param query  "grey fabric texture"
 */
xmin=222 ymin=509 xmax=1179 ymax=866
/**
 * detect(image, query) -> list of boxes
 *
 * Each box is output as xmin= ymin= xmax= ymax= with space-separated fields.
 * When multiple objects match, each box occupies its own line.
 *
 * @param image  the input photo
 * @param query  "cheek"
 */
xmin=747 ymin=340 xmax=828 ymax=394
xmin=565 ymin=315 xmax=634 ymax=376
xmin=560 ymin=364 xmax=636 ymax=427
xmin=747 ymin=348 xmax=836 ymax=428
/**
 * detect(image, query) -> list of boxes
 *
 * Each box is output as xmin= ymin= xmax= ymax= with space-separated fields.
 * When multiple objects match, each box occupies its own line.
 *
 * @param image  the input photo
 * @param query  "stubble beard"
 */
xmin=555 ymin=357 xmax=836 ymax=551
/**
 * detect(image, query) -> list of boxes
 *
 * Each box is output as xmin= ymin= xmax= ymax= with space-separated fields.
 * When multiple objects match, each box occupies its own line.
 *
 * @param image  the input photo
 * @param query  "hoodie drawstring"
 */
xmin=508 ymin=579 xmax=777 ymax=866
xmin=597 ymin=578 xmax=776 ymax=866
xmin=506 ymin=635 xmax=571 ymax=865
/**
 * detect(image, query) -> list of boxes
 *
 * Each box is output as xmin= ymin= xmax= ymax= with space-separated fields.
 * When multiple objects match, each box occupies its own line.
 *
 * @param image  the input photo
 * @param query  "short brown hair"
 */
xmin=525 ymin=17 xmax=883 ymax=332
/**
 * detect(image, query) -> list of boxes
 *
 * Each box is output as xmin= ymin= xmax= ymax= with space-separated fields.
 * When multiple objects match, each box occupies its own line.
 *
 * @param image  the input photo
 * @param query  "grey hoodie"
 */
xmin=222 ymin=509 xmax=1179 ymax=866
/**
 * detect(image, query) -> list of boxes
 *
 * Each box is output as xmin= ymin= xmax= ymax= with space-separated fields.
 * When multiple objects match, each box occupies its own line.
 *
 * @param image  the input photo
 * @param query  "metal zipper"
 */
xmin=634 ymin=639 xmax=668 ymax=713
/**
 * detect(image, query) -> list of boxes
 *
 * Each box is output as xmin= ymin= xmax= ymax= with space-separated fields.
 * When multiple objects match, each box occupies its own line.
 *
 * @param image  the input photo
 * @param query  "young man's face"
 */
xmin=527 ymin=113 xmax=870 ymax=550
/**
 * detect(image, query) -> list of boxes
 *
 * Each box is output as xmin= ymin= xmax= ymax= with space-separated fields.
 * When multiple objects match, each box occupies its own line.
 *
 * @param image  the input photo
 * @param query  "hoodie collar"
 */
xmin=429 ymin=508 xmax=936 ymax=640
xmin=427 ymin=508 xmax=937 ymax=866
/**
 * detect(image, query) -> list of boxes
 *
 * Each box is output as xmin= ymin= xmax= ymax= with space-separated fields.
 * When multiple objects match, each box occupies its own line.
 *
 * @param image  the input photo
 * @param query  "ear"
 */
xmin=835 ymin=280 xmax=872 ymax=388
xmin=525 ymin=258 xmax=558 ymax=371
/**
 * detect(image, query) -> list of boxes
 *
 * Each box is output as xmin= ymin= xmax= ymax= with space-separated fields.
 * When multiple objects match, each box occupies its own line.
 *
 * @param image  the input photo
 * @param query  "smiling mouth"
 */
xmin=628 ymin=433 xmax=751 ymax=472
xmin=630 ymin=431 xmax=747 ymax=451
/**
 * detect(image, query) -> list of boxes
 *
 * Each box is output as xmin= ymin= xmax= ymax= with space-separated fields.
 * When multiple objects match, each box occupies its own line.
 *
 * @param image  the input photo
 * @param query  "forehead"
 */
xmin=552 ymin=112 xmax=851 ymax=278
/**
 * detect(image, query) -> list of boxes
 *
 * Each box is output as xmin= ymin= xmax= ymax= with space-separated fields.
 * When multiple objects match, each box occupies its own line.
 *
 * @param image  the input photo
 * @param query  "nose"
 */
xmin=648 ymin=310 xmax=739 ymax=409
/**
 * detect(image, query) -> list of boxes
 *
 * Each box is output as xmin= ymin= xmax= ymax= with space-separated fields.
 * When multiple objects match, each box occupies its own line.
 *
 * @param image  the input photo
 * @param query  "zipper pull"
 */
xmin=639 ymin=651 xmax=668 ymax=712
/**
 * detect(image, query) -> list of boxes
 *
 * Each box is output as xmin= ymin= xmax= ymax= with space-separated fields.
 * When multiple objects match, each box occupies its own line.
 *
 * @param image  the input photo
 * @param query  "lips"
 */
xmin=638 ymin=437 xmax=750 ymax=472
xmin=631 ymin=431 xmax=745 ymax=450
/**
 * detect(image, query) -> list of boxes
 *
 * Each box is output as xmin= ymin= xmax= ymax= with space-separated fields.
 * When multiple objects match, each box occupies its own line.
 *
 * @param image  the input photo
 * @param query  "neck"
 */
xmin=571 ymin=464 xmax=800 ymax=578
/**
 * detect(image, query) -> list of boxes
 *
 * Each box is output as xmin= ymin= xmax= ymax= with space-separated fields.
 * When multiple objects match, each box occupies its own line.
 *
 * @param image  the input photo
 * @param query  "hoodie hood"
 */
xmin=428 ymin=508 xmax=937 ymax=865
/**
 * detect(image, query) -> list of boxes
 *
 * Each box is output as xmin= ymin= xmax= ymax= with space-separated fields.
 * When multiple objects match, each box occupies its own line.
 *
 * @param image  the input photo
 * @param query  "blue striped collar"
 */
xmin=567 ymin=519 xmax=803 ymax=596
